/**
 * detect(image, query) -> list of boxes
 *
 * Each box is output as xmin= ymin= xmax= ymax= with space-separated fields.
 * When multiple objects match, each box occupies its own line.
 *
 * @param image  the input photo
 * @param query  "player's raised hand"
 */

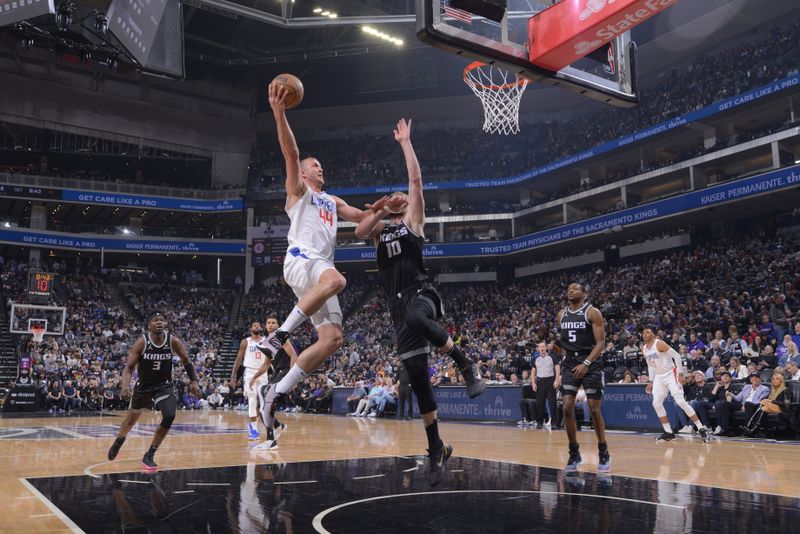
xmin=268 ymin=83 xmax=289 ymax=113
xmin=393 ymin=118 xmax=412 ymax=143
xmin=365 ymin=195 xmax=391 ymax=213
xmin=386 ymin=194 xmax=408 ymax=213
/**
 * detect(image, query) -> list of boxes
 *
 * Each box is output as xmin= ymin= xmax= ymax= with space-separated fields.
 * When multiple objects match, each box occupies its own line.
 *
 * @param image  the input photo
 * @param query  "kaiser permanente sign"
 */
xmin=335 ymin=164 xmax=800 ymax=261
xmin=329 ymin=72 xmax=800 ymax=197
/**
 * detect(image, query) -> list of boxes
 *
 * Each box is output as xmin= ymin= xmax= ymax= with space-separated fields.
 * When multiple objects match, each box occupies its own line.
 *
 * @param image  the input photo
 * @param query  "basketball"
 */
xmin=271 ymin=73 xmax=304 ymax=109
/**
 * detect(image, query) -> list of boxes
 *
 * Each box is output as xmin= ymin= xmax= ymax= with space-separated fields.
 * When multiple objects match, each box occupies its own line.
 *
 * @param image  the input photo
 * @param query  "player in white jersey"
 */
xmin=642 ymin=327 xmax=710 ymax=443
xmin=259 ymin=83 xmax=368 ymax=409
xmin=231 ymin=322 xmax=270 ymax=440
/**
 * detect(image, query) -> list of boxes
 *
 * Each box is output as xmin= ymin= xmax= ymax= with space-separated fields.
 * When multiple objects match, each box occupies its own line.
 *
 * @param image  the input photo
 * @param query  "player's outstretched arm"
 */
xmin=269 ymin=83 xmax=304 ymax=202
xmin=395 ymin=119 xmax=425 ymax=234
xmin=121 ymin=337 xmax=144 ymax=399
xmin=332 ymin=195 xmax=368 ymax=224
xmin=354 ymin=196 xmax=391 ymax=240
xmin=172 ymin=335 xmax=201 ymax=396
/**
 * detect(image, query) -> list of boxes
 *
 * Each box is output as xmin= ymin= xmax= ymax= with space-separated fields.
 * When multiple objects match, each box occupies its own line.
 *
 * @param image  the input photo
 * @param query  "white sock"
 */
xmin=275 ymin=365 xmax=308 ymax=395
xmin=661 ymin=421 xmax=672 ymax=433
xmin=693 ymin=420 xmax=705 ymax=430
xmin=278 ymin=306 xmax=308 ymax=334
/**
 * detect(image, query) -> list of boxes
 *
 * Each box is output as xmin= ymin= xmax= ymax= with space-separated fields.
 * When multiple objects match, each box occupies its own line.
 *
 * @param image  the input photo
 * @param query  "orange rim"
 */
xmin=463 ymin=61 xmax=527 ymax=90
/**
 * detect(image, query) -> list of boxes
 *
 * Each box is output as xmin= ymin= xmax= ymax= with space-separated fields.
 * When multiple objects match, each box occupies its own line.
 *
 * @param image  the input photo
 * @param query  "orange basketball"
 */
xmin=271 ymin=73 xmax=304 ymax=109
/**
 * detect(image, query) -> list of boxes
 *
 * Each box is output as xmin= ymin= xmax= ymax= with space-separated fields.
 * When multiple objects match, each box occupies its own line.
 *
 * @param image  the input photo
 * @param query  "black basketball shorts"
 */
xmin=130 ymin=383 xmax=176 ymax=411
xmin=390 ymin=285 xmax=444 ymax=360
xmin=560 ymin=361 xmax=604 ymax=400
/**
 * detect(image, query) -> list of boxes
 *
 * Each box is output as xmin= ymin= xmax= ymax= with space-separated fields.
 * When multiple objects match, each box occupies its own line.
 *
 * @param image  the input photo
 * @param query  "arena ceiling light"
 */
xmin=312 ymin=7 xmax=338 ymax=18
xmin=362 ymin=26 xmax=404 ymax=46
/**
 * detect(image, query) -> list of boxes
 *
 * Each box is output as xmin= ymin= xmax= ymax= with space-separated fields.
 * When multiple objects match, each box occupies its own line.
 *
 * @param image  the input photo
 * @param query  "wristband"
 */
xmin=583 ymin=359 xmax=592 ymax=367
xmin=184 ymin=363 xmax=198 ymax=382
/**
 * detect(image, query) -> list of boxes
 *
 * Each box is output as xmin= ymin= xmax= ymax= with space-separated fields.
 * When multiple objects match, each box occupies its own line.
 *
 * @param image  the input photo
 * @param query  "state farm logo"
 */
xmin=580 ymin=0 xmax=616 ymax=21
xmin=575 ymin=40 xmax=602 ymax=56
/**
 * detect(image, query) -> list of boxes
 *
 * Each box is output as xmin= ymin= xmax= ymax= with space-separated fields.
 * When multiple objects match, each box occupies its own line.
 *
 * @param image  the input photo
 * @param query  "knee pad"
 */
xmin=157 ymin=396 xmax=177 ymax=430
xmin=404 ymin=354 xmax=437 ymax=414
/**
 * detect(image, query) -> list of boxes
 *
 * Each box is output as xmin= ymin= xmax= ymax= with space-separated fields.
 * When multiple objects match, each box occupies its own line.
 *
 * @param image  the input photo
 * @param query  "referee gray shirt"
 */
xmin=534 ymin=352 xmax=558 ymax=379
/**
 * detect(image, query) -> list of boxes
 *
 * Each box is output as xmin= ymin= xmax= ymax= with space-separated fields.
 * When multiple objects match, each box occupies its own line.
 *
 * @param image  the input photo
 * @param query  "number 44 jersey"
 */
xmin=377 ymin=221 xmax=428 ymax=297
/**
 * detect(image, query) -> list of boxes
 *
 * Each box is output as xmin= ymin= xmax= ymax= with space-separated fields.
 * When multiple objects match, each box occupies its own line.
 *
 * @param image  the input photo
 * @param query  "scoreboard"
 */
xmin=28 ymin=271 xmax=56 ymax=300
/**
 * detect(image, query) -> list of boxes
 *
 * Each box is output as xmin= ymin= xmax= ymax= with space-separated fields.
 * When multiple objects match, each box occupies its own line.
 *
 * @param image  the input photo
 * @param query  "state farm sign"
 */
xmin=528 ymin=0 xmax=681 ymax=71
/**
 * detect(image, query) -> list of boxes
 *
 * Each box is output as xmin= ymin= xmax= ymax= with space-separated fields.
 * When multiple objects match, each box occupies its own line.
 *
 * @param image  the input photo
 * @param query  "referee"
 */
xmin=531 ymin=341 xmax=560 ymax=429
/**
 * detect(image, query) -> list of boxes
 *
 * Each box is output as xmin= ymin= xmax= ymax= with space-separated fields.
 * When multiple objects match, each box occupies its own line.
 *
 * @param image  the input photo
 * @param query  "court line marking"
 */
xmin=45 ymin=426 xmax=91 ymax=439
xmin=18 ymin=478 xmax=84 ymax=533
xmin=274 ymin=480 xmax=318 ymax=485
xmin=186 ymin=482 xmax=231 ymax=486
xmin=311 ymin=490 xmax=684 ymax=533
xmin=118 ymin=479 xmax=151 ymax=484
xmin=352 ymin=474 xmax=386 ymax=480
xmin=402 ymin=466 xmax=418 ymax=473
xmin=29 ymin=513 xmax=56 ymax=518
xmin=174 ymin=490 xmax=195 ymax=494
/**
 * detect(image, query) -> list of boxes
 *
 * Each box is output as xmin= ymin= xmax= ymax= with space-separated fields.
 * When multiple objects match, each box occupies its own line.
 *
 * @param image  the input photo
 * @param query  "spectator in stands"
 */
xmin=727 ymin=357 xmax=748 ymax=380
xmin=705 ymin=355 xmax=723 ymax=380
xmin=710 ymin=371 xmax=737 ymax=436
xmin=682 ymin=372 xmax=713 ymax=432
xmin=346 ymin=381 xmax=368 ymax=414
xmin=778 ymin=341 xmax=800 ymax=368
xmin=760 ymin=346 xmax=778 ymax=370
xmin=619 ymin=371 xmax=635 ymax=384
xmin=208 ymin=388 xmax=225 ymax=409
xmin=758 ymin=314 xmax=775 ymax=342
xmin=687 ymin=332 xmax=706 ymax=353
xmin=47 ymin=380 xmax=64 ymax=413
xmin=373 ymin=377 xmax=397 ymax=417
xmin=792 ymin=323 xmax=800 ymax=349
xmin=743 ymin=372 xmax=793 ymax=437
xmin=62 ymin=380 xmax=78 ymax=412
xmin=687 ymin=350 xmax=709 ymax=373
xmin=721 ymin=372 xmax=770 ymax=435
xmin=769 ymin=294 xmax=792 ymax=340
xmin=787 ymin=360 xmax=800 ymax=382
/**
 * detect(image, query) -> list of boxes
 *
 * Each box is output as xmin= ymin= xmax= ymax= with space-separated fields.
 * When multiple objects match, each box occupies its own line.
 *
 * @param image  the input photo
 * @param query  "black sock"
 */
xmin=146 ymin=445 xmax=157 ymax=456
xmin=267 ymin=429 xmax=275 ymax=440
xmin=273 ymin=420 xmax=281 ymax=429
xmin=115 ymin=435 xmax=126 ymax=443
xmin=447 ymin=345 xmax=470 ymax=368
xmin=598 ymin=441 xmax=608 ymax=451
xmin=569 ymin=442 xmax=580 ymax=453
xmin=424 ymin=420 xmax=443 ymax=451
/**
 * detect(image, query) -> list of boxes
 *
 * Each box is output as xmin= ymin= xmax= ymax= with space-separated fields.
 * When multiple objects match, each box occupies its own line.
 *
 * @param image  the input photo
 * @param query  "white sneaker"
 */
xmin=517 ymin=420 xmax=528 ymax=427
xmin=713 ymin=425 xmax=723 ymax=435
xmin=252 ymin=439 xmax=278 ymax=451
xmin=367 ymin=412 xmax=377 ymax=418
xmin=678 ymin=425 xmax=693 ymax=434
xmin=544 ymin=419 xmax=552 ymax=429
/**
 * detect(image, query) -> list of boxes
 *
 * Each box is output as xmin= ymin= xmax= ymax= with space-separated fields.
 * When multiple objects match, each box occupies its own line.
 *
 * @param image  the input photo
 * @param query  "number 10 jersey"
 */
xmin=377 ymin=221 xmax=428 ymax=298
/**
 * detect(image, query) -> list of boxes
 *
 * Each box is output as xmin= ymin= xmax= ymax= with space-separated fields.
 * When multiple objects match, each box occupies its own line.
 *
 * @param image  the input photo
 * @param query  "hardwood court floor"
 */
xmin=1 ymin=410 xmax=799 ymax=532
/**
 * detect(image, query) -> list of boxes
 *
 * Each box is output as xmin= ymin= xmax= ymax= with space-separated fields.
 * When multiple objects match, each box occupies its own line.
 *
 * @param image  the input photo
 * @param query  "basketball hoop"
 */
xmin=463 ymin=61 xmax=529 ymax=135
xmin=30 ymin=324 xmax=46 ymax=344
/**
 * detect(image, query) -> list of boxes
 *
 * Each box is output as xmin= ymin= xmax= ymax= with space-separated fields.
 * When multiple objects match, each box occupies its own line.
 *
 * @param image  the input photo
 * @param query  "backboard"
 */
xmin=9 ymin=304 xmax=67 ymax=336
xmin=417 ymin=0 xmax=638 ymax=107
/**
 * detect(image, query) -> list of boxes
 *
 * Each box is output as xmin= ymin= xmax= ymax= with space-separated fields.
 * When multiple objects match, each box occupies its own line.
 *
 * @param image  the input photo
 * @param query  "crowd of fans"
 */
xmin=249 ymin=23 xmax=800 ymax=210
xmin=3 ymin=221 xmax=800 ymax=438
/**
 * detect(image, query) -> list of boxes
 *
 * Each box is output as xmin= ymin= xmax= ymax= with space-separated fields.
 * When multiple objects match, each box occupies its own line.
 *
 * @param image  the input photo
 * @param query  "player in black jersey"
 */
xmin=556 ymin=283 xmax=610 ymax=473
xmin=250 ymin=316 xmax=297 ymax=450
xmin=355 ymin=118 xmax=485 ymax=486
xmin=107 ymin=311 xmax=201 ymax=471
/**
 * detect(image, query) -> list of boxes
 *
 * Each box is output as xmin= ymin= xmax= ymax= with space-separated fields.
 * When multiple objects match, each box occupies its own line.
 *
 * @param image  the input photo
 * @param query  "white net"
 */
xmin=464 ymin=62 xmax=529 ymax=135
xmin=30 ymin=325 xmax=45 ymax=343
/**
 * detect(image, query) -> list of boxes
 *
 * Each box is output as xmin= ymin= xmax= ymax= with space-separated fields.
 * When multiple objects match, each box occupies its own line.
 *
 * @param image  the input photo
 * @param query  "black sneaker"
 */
xmin=460 ymin=362 xmax=486 ymax=399
xmin=698 ymin=427 xmax=711 ymax=443
xmin=565 ymin=449 xmax=583 ymax=473
xmin=107 ymin=436 xmax=126 ymax=461
xmin=656 ymin=432 xmax=676 ymax=442
xmin=142 ymin=451 xmax=158 ymax=471
xmin=598 ymin=447 xmax=611 ymax=473
xmin=427 ymin=443 xmax=453 ymax=487
xmin=270 ymin=392 xmax=288 ymax=420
